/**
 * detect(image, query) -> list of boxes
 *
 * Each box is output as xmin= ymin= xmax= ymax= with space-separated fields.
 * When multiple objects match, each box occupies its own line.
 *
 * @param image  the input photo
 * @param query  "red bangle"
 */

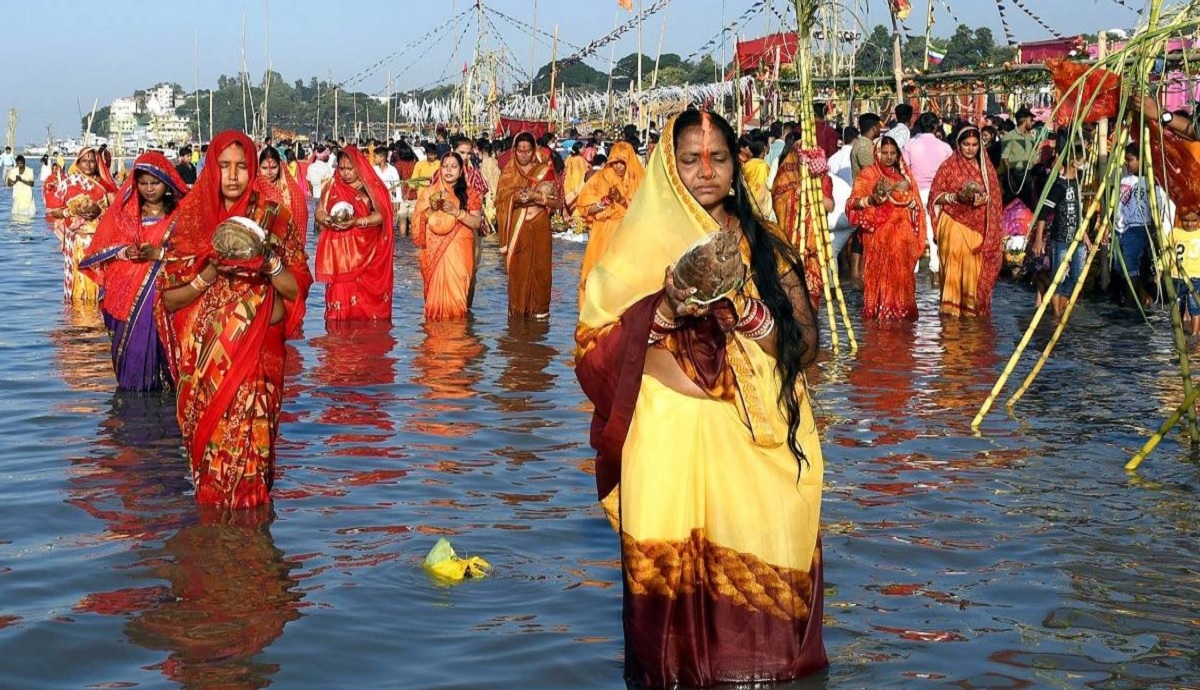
xmin=735 ymin=298 xmax=775 ymax=340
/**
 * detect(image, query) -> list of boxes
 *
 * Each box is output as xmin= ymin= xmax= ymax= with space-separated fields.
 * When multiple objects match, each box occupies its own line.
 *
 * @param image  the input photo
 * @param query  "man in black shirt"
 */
xmin=175 ymin=146 xmax=197 ymax=186
xmin=1031 ymin=145 xmax=1093 ymax=316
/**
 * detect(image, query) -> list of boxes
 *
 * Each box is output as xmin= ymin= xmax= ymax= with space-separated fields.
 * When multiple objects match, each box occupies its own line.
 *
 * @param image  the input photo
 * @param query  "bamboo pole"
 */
xmin=971 ymin=50 xmax=1134 ymax=429
xmin=1006 ymin=217 xmax=1115 ymax=410
xmin=1126 ymin=387 xmax=1200 ymax=471
xmin=1005 ymin=118 xmax=1132 ymax=410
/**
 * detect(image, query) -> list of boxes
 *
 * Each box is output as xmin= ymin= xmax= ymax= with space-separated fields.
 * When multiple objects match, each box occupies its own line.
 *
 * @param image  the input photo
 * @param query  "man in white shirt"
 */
xmin=888 ymin=103 xmax=914 ymax=150
xmin=372 ymin=145 xmax=402 ymax=205
xmin=306 ymin=145 xmax=334 ymax=197
xmin=827 ymin=126 xmax=857 ymax=186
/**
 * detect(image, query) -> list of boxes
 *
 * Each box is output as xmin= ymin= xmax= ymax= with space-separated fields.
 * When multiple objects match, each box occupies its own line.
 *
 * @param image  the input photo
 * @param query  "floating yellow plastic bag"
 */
xmin=423 ymin=538 xmax=490 ymax=584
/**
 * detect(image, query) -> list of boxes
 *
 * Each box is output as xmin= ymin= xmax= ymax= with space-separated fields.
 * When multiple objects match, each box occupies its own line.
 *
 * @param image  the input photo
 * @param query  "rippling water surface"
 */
xmin=1 ymin=192 xmax=1199 ymax=689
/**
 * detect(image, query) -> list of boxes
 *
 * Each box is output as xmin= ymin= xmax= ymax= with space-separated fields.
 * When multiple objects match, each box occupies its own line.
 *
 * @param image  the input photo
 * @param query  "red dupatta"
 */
xmin=80 ymin=152 xmax=188 ymax=321
xmin=264 ymin=148 xmax=311 ymax=246
xmin=928 ymin=130 xmax=1004 ymax=310
xmin=315 ymin=146 xmax=395 ymax=284
xmin=156 ymin=131 xmax=312 ymax=507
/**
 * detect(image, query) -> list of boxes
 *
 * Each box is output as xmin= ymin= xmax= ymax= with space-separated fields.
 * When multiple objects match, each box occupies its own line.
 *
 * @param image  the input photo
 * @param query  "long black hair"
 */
xmin=671 ymin=109 xmax=817 ymax=469
xmin=440 ymin=151 xmax=469 ymax=210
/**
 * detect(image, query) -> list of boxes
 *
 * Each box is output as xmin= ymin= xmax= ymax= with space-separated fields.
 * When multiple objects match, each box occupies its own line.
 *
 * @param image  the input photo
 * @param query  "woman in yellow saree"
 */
xmin=576 ymin=140 xmax=645 ymax=301
xmin=575 ymin=110 xmax=826 ymax=687
xmin=928 ymin=125 xmax=1004 ymax=316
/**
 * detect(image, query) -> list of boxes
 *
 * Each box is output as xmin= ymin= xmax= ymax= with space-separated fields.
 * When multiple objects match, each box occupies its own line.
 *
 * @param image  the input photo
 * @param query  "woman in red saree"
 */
xmin=575 ymin=110 xmax=825 ymax=687
xmin=79 ymin=152 xmax=188 ymax=391
xmin=576 ymin=140 xmax=645 ymax=301
xmin=156 ymin=130 xmax=312 ymax=510
xmin=314 ymin=146 xmax=395 ymax=322
xmin=496 ymin=132 xmax=562 ymax=317
xmin=847 ymin=135 xmax=927 ymax=321
xmin=46 ymin=147 xmax=119 ymax=302
xmin=928 ymin=126 xmax=1004 ymax=316
xmin=260 ymin=146 xmax=310 ymax=249
xmin=412 ymin=152 xmax=483 ymax=320
xmin=772 ymin=144 xmax=836 ymax=310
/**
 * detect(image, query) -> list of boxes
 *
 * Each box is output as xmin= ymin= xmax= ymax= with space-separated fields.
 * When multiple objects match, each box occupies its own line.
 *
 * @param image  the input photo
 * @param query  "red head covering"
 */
xmin=73 ymin=146 xmax=119 ymax=194
xmin=261 ymin=146 xmax=311 ymax=245
xmin=169 ymin=130 xmax=285 ymax=258
xmin=334 ymin=146 xmax=395 ymax=232
xmin=81 ymin=152 xmax=189 ymax=320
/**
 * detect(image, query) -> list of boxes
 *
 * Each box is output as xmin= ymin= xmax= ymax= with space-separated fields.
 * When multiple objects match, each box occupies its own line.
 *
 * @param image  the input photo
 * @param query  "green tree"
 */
xmin=853 ymin=24 xmax=894 ymax=76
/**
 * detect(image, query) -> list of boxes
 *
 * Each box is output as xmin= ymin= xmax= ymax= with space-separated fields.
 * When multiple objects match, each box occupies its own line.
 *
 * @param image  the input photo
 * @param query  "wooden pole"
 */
xmin=1126 ymin=388 xmax=1200 ymax=471
xmin=548 ymin=25 xmax=558 ymax=121
xmin=637 ymin=0 xmax=645 ymax=132
xmin=922 ymin=0 xmax=934 ymax=72
xmin=889 ymin=10 xmax=904 ymax=105
xmin=528 ymin=0 xmax=538 ymax=97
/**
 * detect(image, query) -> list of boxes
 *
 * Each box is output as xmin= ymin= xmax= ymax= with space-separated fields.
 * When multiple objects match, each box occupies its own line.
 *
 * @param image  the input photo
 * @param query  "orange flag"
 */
xmin=618 ymin=0 xmax=633 ymax=9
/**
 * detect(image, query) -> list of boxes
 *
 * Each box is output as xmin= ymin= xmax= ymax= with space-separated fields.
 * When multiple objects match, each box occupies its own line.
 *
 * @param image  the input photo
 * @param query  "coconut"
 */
xmin=67 ymin=195 xmax=101 ymax=220
xmin=673 ymin=228 xmax=746 ymax=304
xmin=212 ymin=216 xmax=267 ymax=261
xmin=329 ymin=201 xmax=356 ymax=224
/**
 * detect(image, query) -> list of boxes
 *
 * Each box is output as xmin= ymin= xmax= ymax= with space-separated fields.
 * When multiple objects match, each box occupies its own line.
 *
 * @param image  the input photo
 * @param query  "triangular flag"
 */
xmin=618 ymin=0 xmax=633 ymax=10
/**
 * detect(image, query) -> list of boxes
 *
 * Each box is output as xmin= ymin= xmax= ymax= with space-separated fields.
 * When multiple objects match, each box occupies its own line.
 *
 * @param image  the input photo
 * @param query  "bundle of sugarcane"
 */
xmin=972 ymin=0 xmax=1200 ymax=470
xmin=791 ymin=0 xmax=856 ymax=354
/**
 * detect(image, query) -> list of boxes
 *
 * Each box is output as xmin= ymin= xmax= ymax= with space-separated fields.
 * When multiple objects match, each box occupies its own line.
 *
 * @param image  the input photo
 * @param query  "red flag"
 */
xmin=549 ymin=89 xmax=557 ymax=111
xmin=618 ymin=0 xmax=633 ymax=10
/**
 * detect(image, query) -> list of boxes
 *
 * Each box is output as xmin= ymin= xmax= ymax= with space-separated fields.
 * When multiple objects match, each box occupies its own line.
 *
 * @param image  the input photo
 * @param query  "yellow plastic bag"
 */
xmin=423 ymin=538 xmax=490 ymax=584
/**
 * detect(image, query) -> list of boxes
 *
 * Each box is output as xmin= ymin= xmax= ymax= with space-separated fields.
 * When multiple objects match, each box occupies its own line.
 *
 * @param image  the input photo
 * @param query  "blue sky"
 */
xmin=1 ymin=0 xmax=1139 ymax=146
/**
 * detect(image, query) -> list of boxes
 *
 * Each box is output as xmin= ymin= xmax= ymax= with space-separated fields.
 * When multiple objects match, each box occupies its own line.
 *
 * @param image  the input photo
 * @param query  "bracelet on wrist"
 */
xmin=190 ymin=273 xmax=213 ymax=292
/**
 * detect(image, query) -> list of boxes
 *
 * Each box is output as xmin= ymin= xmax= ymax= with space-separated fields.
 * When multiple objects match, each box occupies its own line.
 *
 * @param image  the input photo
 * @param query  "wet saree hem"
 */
xmin=622 ymin=533 xmax=827 ymax=688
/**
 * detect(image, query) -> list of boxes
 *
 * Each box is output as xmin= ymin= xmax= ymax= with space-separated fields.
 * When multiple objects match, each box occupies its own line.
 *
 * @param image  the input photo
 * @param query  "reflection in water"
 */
xmin=848 ymin=321 xmax=922 ymax=446
xmin=496 ymin=317 xmax=556 ymax=406
xmin=413 ymin=318 xmax=486 ymax=401
xmin=310 ymin=321 xmax=399 ymax=432
xmin=66 ymin=393 xmax=191 ymax=545
xmin=123 ymin=508 xmax=303 ymax=690
xmin=931 ymin=318 xmax=1002 ymax=421
xmin=48 ymin=304 xmax=111 ymax=402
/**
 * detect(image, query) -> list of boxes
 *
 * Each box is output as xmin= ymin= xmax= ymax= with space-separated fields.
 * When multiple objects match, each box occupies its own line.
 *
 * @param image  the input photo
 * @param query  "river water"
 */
xmin=1 ymin=191 xmax=1198 ymax=690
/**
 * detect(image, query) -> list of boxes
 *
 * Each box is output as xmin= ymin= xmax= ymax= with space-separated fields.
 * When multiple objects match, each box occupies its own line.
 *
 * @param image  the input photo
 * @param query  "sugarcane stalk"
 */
xmin=1005 ymin=116 xmax=1133 ymax=410
xmin=1006 ymin=218 xmax=1113 ymax=410
xmin=1125 ymin=387 xmax=1200 ymax=471
xmin=972 ymin=181 xmax=1109 ymax=428
xmin=973 ymin=43 xmax=1141 ymax=429
xmin=1143 ymin=125 xmax=1200 ymax=446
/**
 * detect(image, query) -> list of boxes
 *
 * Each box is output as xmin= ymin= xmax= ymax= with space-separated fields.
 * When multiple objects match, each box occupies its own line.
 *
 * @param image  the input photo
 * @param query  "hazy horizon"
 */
xmin=0 ymin=0 xmax=1140 ymax=147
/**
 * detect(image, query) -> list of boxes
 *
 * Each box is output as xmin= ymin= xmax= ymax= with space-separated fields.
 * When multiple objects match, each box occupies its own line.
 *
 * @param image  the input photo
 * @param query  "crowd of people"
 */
xmin=13 ymin=90 xmax=1200 ymax=687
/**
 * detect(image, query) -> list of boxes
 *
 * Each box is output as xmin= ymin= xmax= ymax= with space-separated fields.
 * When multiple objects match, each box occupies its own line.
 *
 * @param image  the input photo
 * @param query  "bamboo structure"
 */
xmin=973 ymin=0 xmax=1200 ymax=471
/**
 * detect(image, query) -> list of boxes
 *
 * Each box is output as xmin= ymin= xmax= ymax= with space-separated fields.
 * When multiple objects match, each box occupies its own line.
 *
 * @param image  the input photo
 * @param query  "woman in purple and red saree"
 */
xmin=80 ymin=152 xmax=188 ymax=391
xmin=156 ymin=130 xmax=312 ymax=510
xmin=575 ymin=110 xmax=826 ymax=687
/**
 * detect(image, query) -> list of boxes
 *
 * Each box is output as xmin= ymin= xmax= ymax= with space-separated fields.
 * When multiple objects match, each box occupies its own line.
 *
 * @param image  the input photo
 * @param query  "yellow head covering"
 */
xmin=578 ymin=114 xmax=721 ymax=331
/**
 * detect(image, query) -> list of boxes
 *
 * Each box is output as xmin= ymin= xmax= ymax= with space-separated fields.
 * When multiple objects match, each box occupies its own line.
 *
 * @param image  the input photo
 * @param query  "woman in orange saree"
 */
xmin=46 ymin=147 xmax=119 ymax=302
xmin=156 ymin=130 xmax=312 ymax=510
xmin=847 ymin=135 xmax=926 ymax=321
xmin=575 ymin=110 xmax=825 ymax=687
xmin=314 ymin=146 xmax=395 ymax=322
xmin=772 ymin=144 xmax=836 ymax=310
xmin=412 ymin=152 xmax=484 ymax=320
xmin=496 ymin=132 xmax=562 ymax=317
xmin=79 ymin=152 xmax=188 ymax=391
xmin=576 ymin=140 xmax=645 ymax=301
xmin=928 ymin=126 xmax=1004 ymax=316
